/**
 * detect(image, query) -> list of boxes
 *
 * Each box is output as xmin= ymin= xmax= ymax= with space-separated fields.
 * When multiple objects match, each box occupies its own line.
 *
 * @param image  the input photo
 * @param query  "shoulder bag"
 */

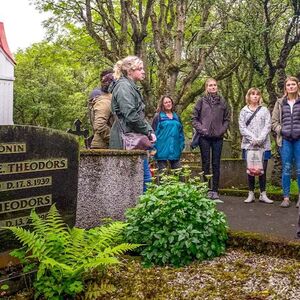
xmin=246 ymin=106 xmax=262 ymax=126
xmin=115 ymin=114 xmax=152 ymax=150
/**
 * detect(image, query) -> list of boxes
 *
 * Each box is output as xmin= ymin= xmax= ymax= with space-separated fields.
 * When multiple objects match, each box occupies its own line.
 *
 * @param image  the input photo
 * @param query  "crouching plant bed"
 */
xmin=2 ymin=205 xmax=140 ymax=300
xmin=125 ymin=171 xmax=228 ymax=267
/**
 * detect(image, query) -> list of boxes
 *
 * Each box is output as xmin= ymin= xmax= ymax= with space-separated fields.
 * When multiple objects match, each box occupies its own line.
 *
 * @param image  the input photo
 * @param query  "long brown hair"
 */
xmin=156 ymin=95 xmax=175 ymax=113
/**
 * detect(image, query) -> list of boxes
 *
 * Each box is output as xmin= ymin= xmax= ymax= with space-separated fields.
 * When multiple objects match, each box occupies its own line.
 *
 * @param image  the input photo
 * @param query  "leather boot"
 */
xmin=244 ymin=191 xmax=255 ymax=203
xmin=259 ymin=191 xmax=273 ymax=204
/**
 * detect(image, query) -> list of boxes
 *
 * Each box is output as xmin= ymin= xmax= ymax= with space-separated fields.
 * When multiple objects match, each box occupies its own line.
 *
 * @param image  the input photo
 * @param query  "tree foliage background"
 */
xmin=14 ymin=0 xmax=300 ymax=156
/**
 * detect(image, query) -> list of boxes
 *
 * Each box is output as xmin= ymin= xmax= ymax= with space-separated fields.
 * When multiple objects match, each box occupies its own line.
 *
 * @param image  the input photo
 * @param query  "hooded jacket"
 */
xmin=192 ymin=94 xmax=230 ymax=140
xmin=239 ymin=105 xmax=271 ymax=150
xmin=90 ymin=93 xmax=114 ymax=149
xmin=109 ymin=76 xmax=153 ymax=149
xmin=152 ymin=112 xmax=185 ymax=160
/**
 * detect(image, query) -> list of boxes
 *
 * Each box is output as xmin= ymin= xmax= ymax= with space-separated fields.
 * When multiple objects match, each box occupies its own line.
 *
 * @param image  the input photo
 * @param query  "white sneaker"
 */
xmin=259 ymin=191 xmax=273 ymax=204
xmin=244 ymin=191 xmax=255 ymax=203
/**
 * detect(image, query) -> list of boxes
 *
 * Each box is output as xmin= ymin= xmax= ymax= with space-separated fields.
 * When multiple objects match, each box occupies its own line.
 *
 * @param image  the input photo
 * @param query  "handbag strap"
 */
xmin=113 ymin=113 xmax=126 ymax=133
xmin=246 ymin=106 xmax=262 ymax=126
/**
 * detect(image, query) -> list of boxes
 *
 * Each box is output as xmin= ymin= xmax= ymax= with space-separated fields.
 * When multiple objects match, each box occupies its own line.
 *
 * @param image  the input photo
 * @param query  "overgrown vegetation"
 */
xmin=267 ymin=180 xmax=299 ymax=195
xmin=4 ymin=205 xmax=140 ymax=300
xmin=125 ymin=170 xmax=228 ymax=267
xmin=5 ymin=249 xmax=300 ymax=299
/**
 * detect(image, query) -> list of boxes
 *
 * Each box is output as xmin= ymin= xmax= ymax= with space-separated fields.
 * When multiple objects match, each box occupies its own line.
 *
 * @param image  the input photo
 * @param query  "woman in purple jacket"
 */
xmin=192 ymin=78 xmax=230 ymax=200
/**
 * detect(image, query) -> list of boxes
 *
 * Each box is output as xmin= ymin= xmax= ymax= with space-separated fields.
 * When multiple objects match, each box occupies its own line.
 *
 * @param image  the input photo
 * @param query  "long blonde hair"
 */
xmin=284 ymin=76 xmax=300 ymax=97
xmin=245 ymin=87 xmax=263 ymax=105
xmin=204 ymin=78 xmax=218 ymax=95
xmin=113 ymin=56 xmax=143 ymax=80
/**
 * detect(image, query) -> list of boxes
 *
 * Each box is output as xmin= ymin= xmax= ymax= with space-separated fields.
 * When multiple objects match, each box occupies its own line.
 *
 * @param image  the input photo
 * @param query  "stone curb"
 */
xmin=228 ymin=230 xmax=300 ymax=260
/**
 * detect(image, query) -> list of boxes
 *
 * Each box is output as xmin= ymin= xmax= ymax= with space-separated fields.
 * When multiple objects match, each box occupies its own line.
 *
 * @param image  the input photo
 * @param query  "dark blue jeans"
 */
xmin=143 ymin=159 xmax=152 ymax=192
xmin=199 ymin=137 xmax=223 ymax=192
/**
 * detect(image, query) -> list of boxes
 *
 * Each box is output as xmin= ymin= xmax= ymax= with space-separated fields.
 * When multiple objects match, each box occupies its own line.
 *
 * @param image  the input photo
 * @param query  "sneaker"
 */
xmin=280 ymin=198 xmax=290 ymax=208
xmin=244 ymin=191 xmax=255 ymax=203
xmin=259 ymin=191 xmax=273 ymax=204
xmin=211 ymin=191 xmax=220 ymax=200
xmin=296 ymin=195 xmax=300 ymax=208
xmin=207 ymin=191 xmax=213 ymax=199
xmin=210 ymin=192 xmax=223 ymax=203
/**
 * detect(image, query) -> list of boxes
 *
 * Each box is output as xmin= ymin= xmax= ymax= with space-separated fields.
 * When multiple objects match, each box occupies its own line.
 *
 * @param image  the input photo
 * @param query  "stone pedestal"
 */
xmin=76 ymin=149 xmax=146 ymax=228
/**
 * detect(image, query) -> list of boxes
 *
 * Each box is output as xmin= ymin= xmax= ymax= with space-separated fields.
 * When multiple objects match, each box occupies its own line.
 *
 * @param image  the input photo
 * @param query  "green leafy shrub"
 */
xmin=5 ymin=205 xmax=140 ymax=300
xmin=125 ymin=171 xmax=228 ymax=267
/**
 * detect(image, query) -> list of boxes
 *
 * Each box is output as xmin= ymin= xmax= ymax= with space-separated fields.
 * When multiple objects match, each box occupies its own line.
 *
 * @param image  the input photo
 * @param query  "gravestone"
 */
xmin=0 ymin=125 xmax=79 ymax=254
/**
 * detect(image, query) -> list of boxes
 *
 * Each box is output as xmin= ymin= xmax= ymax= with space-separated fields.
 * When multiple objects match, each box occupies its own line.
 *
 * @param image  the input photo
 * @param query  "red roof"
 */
xmin=0 ymin=22 xmax=16 ymax=64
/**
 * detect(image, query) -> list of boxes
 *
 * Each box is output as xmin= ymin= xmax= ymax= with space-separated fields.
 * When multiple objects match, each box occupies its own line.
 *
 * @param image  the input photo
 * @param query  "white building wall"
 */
xmin=0 ymin=48 xmax=14 ymax=125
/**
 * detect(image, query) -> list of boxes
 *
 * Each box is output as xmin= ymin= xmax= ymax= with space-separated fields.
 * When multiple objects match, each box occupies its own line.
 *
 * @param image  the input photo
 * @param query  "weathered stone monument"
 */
xmin=0 ymin=125 xmax=79 ymax=255
xmin=77 ymin=149 xmax=145 ymax=228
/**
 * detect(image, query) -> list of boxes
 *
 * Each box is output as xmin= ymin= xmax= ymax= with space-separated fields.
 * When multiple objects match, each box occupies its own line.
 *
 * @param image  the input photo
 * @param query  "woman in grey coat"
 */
xmin=239 ymin=87 xmax=273 ymax=204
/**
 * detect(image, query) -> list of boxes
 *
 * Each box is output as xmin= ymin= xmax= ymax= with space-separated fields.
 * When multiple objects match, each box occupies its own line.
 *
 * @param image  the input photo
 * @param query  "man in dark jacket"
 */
xmin=192 ymin=78 xmax=230 ymax=200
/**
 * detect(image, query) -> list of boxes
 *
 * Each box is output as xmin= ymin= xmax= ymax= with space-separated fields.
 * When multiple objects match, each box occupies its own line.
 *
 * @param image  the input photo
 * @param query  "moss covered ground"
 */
xmin=7 ymin=249 xmax=300 ymax=300
xmin=103 ymin=248 xmax=300 ymax=300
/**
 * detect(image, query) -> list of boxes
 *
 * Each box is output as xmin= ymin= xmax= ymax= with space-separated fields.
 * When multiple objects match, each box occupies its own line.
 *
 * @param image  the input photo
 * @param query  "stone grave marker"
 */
xmin=0 ymin=125 xmax=79 ymax=254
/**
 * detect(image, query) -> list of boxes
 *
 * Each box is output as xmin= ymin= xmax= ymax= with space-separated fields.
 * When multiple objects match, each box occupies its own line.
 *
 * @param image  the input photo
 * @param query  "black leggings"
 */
xmin=248 ymin=160 xmax=268 ymax=191
xmin=199 ymin=137 xmax=223 ymax=192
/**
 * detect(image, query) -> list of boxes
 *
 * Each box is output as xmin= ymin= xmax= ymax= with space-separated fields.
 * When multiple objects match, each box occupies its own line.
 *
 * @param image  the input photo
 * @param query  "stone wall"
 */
xmin=181 ymin=152 xmax=274 ymax=189
xmin=77 ymin=150 xmax=274 ymax=228
xmin=76 ymin=149 xmax=146 ymax=228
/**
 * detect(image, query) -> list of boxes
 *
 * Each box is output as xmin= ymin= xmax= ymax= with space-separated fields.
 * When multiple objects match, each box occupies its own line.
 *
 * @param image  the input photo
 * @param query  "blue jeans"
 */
xmin=143 ymin=159 xmax=152 ymax=192
xmin=281 ymin=139 xmax=300 ymax=197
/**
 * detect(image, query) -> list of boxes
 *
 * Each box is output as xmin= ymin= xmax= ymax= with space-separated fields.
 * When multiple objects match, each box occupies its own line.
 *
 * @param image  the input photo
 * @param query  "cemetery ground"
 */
xmin=1 ymin=129 xmax=300 ymax=300
xmin=4 ymin=248 xmax=300 ymax=299
xmin=3 ymin=195 xmax=300 ymax=300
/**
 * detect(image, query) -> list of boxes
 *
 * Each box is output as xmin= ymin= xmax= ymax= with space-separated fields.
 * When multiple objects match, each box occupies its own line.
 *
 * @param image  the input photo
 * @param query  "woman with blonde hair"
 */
xmin=272 ymin=76 xmax=300 ymax=208
xmin=192 ymin=78 xmax=230 ymax=200
xmin=109 ymin=56 xmax=156 ymax=192
xmin=239 ymin=87 xmax=273 ymax=203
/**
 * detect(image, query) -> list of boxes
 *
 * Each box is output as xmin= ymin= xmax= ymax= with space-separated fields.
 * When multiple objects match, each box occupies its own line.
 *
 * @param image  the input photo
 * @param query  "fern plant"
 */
xmin=5 ymin=205 xmax=140 ymax=300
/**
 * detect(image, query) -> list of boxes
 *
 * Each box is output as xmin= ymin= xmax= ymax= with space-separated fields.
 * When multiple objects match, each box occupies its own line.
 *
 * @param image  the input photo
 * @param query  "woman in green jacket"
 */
xmin=109 ymin=56 xmax=156 ymax=191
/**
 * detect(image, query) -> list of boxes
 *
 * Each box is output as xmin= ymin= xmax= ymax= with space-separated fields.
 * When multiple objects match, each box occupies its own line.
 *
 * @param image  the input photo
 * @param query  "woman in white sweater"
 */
xmin=239 ymin=87 xmax=273 ymax=204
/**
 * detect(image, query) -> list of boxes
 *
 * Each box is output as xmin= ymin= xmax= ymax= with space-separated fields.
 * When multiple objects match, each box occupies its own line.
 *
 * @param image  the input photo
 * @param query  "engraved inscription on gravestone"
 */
xmin=0 ymin=125 xmax=79 ymax=252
